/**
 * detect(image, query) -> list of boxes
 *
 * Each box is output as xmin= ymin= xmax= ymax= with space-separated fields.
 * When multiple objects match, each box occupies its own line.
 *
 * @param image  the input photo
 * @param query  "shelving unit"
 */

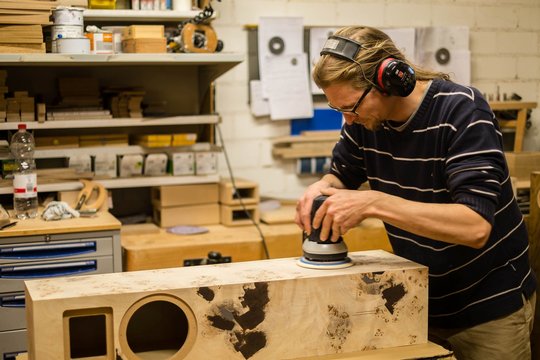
xmin=0 ymin=53 xmax=243 ymax=194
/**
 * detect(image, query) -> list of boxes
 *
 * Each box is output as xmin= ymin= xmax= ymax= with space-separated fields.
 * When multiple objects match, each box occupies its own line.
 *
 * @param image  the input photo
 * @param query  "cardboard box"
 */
xmin=152 ymin=183 xmax=219 ymax=208
xmin=153 ymin=203 xmax=220 ymax=227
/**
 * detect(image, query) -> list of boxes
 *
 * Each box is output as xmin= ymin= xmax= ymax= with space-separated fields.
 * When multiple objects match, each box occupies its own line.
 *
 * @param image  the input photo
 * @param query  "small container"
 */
xmin=55 ymin=38 xmax=91 ymax=54
xmin=51 ymin=25 xmax=84 ymax=40
xmin=52 ymin=7 xmax=84 ymax=26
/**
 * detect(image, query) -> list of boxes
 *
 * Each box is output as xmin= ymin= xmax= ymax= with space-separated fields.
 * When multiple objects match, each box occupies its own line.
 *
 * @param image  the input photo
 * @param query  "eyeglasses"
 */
xmin=328 ymin=86 xmax=372 ymax=115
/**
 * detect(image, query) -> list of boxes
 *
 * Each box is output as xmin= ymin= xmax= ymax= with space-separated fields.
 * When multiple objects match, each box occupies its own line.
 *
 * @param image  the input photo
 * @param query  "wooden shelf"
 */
xmin=0 ymin=115 xmax=219 ymax=130
xmin=0 ymin=144 xmax=219 ymax=160
xmin=83 ymin=9 xmax=204 ymax=22
xmin=489 ymin=101 xmax=538 ymax=152
xmin=0 ymin=174 xmax=220 ymax=194
xmin=0 ymin=53 xmax=244 ymax=67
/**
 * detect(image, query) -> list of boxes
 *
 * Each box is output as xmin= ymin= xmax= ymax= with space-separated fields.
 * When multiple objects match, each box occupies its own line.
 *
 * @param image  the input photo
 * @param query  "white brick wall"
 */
xmin=211 ymin=0 xmax=540 ymax=198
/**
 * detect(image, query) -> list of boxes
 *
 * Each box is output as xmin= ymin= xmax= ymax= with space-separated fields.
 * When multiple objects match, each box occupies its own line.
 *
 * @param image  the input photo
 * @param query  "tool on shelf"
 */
xmin=168 ymin=0 xmax=224 ymax=53
xmin=297 ymin=195 xmax=353 ymax=269
xmin=75 ymin=179 xmax=107 ymax=212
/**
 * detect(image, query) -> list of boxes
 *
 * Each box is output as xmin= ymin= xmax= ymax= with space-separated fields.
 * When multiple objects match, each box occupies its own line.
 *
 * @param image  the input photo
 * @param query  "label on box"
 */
xmin=69 ymin=154 xmax=92 ymax=173
xmin=144 ymin=153 xmax=167 ymax=176
xmin=85 ymin=32 xmax=114 ymax=54
xmin=195 ymin=152 xmax=218 ymax=175
xmin=119 ymin=154 xmax=143 ymax=177
xmin=94 ymin=153 xmax=117 ymax=178
xmin=172 ymin=152 xmax=195 ymax=176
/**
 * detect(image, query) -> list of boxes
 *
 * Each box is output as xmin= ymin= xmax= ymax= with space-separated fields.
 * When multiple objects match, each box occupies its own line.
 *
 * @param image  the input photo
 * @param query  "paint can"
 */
xmin=55 ymin=38 xmax=91 ymax=54
xmin=52 ymin=7 xmax=84 ymax=26
xmin=51 ymin=25 xmax=84 ymax=40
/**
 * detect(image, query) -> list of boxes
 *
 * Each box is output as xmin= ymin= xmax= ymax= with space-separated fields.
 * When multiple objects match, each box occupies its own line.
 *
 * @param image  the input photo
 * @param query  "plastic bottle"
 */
xmin=10 ymin=123 xmax=38 ymax=219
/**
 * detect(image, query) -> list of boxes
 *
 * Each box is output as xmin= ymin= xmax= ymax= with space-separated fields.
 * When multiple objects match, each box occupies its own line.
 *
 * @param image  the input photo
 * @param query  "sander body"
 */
xmin=298 ymin=195 xmax=353 ymax=269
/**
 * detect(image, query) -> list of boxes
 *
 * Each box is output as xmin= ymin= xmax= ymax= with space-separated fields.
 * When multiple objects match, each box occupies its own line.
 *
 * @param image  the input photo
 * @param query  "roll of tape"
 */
xmin=55 ymin=37 xmax=91 ymax=54
xmin=52 ymin=7 xmax=84 ymax=26
xmin=51 ymin=25 xmax=84 ymax=39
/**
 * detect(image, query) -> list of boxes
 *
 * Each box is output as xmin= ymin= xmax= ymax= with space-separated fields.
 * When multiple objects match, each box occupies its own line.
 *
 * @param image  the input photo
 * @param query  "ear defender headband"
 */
xmin=320 ymin=35 xmax=416 ymax=97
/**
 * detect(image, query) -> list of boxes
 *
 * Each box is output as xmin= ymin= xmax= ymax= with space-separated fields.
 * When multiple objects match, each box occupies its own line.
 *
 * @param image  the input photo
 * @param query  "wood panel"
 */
xmin=0 ymin=211 xmax=120 ymax=237
xmin=530 ymin=171 xmax=540 ymax=360
xmin=25 ymin=250 xmax=429 ymax=360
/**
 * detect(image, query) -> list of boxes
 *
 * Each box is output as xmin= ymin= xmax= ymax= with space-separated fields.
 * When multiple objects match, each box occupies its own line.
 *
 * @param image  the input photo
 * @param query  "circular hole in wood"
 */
xmin=119 ymin=294 xmax=197 ymax=360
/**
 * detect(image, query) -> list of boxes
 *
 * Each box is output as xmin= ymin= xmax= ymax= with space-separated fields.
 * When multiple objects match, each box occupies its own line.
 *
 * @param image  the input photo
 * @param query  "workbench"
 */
xmin=0 ymin=211 xmax=122 ymax=359
xmin=121 ymin=219 xmax=391 ymax=271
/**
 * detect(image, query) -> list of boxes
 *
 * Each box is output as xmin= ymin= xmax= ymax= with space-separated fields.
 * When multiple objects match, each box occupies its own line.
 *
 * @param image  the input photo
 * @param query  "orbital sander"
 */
xmin=297 ymin=195 xmax=353 ymax=269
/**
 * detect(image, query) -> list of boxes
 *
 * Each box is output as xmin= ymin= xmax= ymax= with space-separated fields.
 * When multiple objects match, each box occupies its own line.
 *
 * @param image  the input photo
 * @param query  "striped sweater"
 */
xmin=330 ymin=79 xmax=536 ymax=328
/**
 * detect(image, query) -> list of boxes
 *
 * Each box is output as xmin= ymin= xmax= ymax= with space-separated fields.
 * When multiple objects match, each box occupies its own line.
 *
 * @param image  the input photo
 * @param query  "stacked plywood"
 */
xmin=48 ymin=77 xmax=113 ymax=120
xmin=5 ymin=90 xmax=34 ymax=122
xmin=0 ymin=24 xmax=44 ymax=53
xmin=0 ymin=0 xmax=56 ymax=53
xmin=272 ymin=130 xmax=340 ymax=159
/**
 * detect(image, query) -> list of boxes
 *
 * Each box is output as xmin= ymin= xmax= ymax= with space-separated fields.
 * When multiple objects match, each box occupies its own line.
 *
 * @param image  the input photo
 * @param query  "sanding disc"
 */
xmin=296 ymin=257 xmax=353 ymax=270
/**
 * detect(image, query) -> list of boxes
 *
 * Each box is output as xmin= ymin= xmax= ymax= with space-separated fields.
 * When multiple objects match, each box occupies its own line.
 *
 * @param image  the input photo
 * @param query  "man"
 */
xmin=295 ymin=26 xmax=536 ymax=360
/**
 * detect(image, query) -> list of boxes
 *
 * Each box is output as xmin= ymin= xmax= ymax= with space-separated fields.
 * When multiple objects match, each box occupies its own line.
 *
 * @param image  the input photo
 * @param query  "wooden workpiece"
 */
xmin=25 ymin=250 xmax=428 ymax=360
xmin=0 ymin=211 xmax=121 ymax=238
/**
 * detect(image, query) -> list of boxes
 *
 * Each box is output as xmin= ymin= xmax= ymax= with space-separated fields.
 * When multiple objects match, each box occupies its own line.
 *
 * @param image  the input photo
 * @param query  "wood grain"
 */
xmin=26 ymin=250 xmax=429 ymax=360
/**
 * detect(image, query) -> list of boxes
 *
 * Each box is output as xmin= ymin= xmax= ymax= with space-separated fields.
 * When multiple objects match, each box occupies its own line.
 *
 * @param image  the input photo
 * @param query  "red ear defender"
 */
xmin=375 ymin=58 xmax=416 ymax=97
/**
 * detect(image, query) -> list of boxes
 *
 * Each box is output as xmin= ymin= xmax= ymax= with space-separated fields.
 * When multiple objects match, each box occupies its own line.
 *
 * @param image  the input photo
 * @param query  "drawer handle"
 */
xmin=0 ymin=293 xmax=25 ymax=308
xmin=0 ymin=260 xmax=97 ymax=279
xmin=0 ymin=241 xmax=96 ymax=260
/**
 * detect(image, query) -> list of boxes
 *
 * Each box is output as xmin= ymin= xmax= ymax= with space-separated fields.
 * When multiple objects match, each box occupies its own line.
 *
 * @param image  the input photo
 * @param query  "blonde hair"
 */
xmin=313 ymin=26 xmax=450 ymax=91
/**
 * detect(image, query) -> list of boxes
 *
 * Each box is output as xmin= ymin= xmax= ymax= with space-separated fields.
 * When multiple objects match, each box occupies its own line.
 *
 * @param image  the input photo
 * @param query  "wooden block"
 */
xmin=220 ymin=203 xmax=259 ymax=227
xmin=121 ymin=38 xmax=166 ymax=53
xmin=121 ymin=224 xmax=265 ymax=271
xmin=505 ymin=151 xmax=540 ymax=184
xmin=260 ymin=204 xmax=295 ymax=224
xmin=153 ymin=203 xmax=220 ymax=227
xmin=219 ymin=178 xmax=259 ymax=205
xmin=151 ymin=183 xmax=219 ymax=208
xmin=25 ymin=250 xmax=428 ymax=359
xmin=122 ymin=25 xmax=164 ymax=39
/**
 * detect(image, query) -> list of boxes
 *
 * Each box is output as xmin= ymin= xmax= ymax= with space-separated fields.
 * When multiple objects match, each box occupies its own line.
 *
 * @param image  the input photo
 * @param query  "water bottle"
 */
xmin=10 ymin=123 xmax=38 ymax=219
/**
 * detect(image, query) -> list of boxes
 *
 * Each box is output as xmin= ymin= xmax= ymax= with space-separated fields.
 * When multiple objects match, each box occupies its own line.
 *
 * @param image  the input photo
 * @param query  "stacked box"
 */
xmin=219 ymin=178 xmax=260 ymax=226
xmin=152 ymin=183 xmax=220 ymax=227
xmin=122 ymin=25 xmax=166 ymax=53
